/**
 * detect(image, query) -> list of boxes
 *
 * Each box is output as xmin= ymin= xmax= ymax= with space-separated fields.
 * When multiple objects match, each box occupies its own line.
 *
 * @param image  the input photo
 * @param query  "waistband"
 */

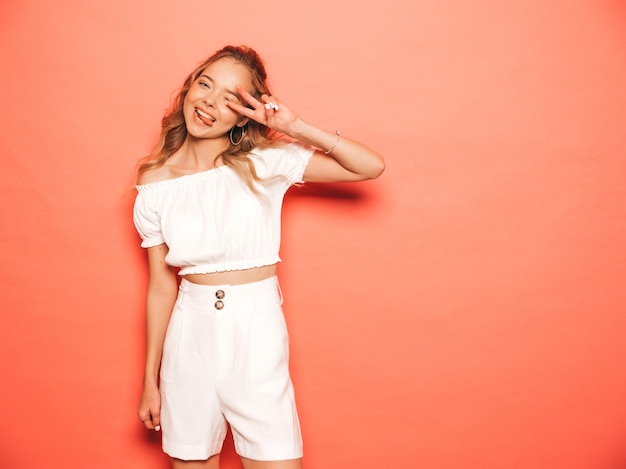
xmin=178 ymin=275 xmax=282 ymax=313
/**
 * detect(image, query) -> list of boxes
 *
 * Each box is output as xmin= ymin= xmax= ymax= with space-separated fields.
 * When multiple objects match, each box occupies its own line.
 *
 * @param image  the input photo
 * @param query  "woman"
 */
xmin=134 ymin=45 xmax=384 ymax=469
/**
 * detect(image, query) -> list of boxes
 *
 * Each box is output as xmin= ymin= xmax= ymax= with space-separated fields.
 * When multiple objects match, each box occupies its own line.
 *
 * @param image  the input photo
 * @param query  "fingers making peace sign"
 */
xmin=227 ymin=85 xmax=299 ymax=136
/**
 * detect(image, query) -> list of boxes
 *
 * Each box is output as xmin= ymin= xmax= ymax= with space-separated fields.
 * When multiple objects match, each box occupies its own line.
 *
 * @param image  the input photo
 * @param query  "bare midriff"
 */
xmin=183 ymin=264 xmax=277 ymax=286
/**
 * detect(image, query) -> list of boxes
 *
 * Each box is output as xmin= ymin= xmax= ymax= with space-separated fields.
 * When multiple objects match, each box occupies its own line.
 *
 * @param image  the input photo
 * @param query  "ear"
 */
xmin=237 ymin=118 xmax=249 ymax=127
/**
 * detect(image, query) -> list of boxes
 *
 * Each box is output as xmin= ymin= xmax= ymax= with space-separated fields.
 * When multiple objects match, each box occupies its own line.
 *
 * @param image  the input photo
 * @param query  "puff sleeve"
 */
xmin=133 ymin=188 xmax=164 ymax=248
xmin=252 ymin=142 xmax=315 ymax=185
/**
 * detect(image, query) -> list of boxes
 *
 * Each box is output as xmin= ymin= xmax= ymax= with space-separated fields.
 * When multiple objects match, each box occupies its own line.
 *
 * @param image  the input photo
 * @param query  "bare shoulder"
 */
xmin=137 ymin=164 xmax=176 ymax=186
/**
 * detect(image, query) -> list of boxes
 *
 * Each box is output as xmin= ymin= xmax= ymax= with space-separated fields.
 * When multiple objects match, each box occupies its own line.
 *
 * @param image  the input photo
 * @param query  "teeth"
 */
xmin=196 ymin=109 xmax=215 ymax=122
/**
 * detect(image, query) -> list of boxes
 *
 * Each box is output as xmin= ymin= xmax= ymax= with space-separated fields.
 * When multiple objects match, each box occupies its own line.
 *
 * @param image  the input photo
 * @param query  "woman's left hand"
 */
xmin=229 ymin=85 xmax=385 ymax=182
xmin=227 ymin=86 xmax=300 ymax=136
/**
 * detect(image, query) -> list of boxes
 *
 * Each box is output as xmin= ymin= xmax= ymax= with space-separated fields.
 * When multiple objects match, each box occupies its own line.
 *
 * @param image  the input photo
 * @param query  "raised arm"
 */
xmin=228 ymin=87 xmax=385 ymax=183
xmin=137 ymin=243 xmax=178 ymax=432
xmin=289 ymin=120 xmax=385 ymax=183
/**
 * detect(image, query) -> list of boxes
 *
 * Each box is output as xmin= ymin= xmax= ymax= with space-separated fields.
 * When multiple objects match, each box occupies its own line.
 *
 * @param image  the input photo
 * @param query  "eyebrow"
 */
xmin=199 ymin=74 xmax=241 ymax=98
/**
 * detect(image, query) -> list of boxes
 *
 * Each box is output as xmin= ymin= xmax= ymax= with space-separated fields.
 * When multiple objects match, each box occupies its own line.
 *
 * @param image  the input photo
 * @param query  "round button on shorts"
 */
xmin=159 ymin=276 xmax=302 ymax=461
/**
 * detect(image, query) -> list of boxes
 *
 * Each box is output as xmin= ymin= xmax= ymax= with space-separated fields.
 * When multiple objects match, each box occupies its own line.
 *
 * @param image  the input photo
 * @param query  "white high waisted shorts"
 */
xmin=160 ymin=276 xmax=302 ymax=461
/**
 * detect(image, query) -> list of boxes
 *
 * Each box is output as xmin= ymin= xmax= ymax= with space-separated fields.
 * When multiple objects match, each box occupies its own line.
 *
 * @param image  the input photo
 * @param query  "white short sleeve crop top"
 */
xmin=133 ymin=142 xmax=314 ymax=275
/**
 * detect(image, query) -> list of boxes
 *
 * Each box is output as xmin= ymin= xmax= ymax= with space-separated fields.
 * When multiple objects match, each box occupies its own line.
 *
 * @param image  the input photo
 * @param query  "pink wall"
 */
xmin=1 ymin=1 xmax=625 ymax=467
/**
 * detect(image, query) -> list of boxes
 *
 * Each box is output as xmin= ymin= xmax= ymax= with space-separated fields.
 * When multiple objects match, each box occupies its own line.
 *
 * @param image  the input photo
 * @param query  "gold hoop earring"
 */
xmin=229 ymin=125 xmax=246 ymax=145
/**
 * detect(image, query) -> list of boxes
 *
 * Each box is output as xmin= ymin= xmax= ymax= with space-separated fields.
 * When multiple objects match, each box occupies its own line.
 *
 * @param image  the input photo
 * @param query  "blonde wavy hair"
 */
xmin=136 ymin=45 xmax=275 ymax=192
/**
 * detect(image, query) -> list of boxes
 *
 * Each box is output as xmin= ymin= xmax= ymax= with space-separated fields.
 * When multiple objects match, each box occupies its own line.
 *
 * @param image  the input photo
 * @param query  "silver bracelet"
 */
xmin=324 ymin=130 xmax=342 ymax=155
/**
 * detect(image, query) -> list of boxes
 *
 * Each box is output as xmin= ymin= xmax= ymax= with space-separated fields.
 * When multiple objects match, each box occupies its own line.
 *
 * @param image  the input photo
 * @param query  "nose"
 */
xmin=203 ymin=90 xmax=216 ymax=108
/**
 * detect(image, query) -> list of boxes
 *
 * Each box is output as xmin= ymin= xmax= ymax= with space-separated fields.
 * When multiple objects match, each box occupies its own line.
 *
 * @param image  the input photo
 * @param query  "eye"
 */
xmin=199 ymin=81 xmax=210 ymax=88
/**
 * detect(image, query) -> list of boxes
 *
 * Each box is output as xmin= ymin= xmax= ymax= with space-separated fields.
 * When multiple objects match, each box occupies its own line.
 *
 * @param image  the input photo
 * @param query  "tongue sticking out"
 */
xmin=195 ymin=109 xmax=215 ymax=126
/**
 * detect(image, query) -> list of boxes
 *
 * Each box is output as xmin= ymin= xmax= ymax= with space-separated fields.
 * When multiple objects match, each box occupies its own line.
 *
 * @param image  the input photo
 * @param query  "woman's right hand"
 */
xmin=137 ymin=382 xmax=161 ymax=431
xmin=138 ymin=244 xmax=178 ymax=433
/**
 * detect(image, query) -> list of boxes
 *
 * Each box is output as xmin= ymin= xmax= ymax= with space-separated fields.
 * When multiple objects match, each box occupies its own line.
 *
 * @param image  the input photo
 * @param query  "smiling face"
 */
xmin=183 ymin=57 xmax=254 ymax=140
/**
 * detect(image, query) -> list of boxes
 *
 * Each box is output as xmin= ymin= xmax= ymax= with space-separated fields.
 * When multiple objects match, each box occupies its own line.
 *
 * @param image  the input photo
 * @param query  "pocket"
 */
xmin=248 ymin=304 xmax=291 ymax=388
xmin=160 ymin=296 xmax=186 ymax=382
